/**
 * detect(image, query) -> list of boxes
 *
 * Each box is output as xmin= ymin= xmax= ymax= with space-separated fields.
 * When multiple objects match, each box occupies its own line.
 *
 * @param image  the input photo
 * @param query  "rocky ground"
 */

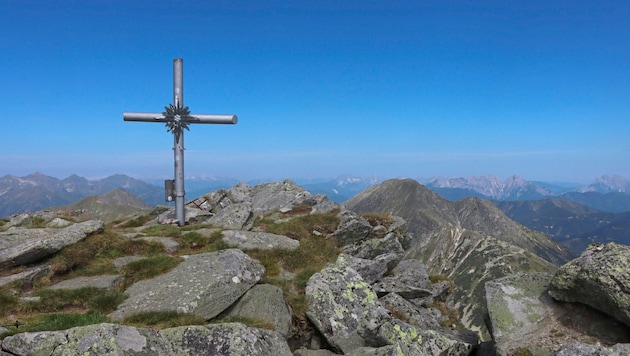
xmin=0 ymin=179 xmax=629 ymax=355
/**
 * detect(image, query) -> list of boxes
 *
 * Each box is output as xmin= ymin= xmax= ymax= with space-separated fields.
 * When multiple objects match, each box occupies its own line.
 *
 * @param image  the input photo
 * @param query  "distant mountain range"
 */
xmin=0 ymin=173 xmax=163 ymax=217
xmin=2 ymin=172 xmax=630 ymax=254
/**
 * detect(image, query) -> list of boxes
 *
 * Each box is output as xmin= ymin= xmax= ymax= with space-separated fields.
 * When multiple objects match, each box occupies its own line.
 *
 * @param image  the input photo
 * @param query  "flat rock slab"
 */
xmin=0 ymin=265 xmax=51 ymax=287
xmin=485 ymin=272 xmax=553 ymax=355
xmin=47 ymin=275 xmax=123 ymax=291
xmin=0 ymin=220 xmax=104 ymax=270
xmin=223 ymin=284 xmax=292 ymax=337
xmin=109 ymin=249 xmax=264 ymax=321
xmin=221 ymin=230 xmax=299 ymax=250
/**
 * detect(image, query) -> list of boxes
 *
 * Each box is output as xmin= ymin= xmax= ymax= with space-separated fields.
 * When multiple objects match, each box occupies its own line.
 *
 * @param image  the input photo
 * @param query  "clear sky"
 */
xmin=2 ymin=0 xmax=629 ymax=183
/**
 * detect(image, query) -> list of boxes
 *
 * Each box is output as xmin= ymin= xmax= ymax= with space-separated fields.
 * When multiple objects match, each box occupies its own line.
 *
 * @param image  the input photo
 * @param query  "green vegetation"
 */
xmin=176 ymin=230 xmax=229 ymax=254
xmin=122 ymin=311 xmax=206 ymax=329
xmin=46 ymin=230 xmax=164 ymax=276
xmin=362 ymin=212 xmax=394 ymax=228
xmin=120 ymin=255 xmax=183 ymax=289
xmin=28 ymin=216 xmax=48 ymax=228
xmin=253 ymin=208 xmax=339 ymax=240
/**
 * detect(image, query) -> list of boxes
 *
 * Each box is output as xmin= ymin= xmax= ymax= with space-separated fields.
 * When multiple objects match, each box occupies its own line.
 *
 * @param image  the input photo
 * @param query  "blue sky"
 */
xmin=2 ymin=0 xmax=629 ymax=183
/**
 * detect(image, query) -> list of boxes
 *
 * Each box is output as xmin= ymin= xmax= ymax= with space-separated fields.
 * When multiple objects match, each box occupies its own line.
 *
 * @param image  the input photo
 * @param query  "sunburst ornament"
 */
xmin=163 ymin=103 xmax=192 ymax=134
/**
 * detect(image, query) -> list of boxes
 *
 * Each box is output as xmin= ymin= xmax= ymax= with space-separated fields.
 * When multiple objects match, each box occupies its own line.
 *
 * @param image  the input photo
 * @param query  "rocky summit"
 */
xmin=1 ymin=179 xmax=629 ymax=355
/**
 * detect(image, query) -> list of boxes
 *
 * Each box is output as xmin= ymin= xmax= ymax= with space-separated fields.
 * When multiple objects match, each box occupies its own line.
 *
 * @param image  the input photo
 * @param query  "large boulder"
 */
xmin=548 ymin=243 xmax=630 ymax=327
xmin=109 ymin=249 xmax=264 ymax=321
xmin=0 ymin=220 xmax=104 ymax=269
xmin=305 ymin=255 xmax=377 ymax=353
xmin=332 ymin=210 xmax=372 ymax=246
xmin=485 ymin=273 xmax=554 ymax=355
xmin=221 ymin=284 xmax=292 ymax=338
xmin=207 ymin=202 xmax=254 ymax=230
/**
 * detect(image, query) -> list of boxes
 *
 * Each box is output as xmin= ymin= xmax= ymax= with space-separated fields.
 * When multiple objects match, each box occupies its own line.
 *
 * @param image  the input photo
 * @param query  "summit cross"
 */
xmin=123 ymin=58 xmax=237 ymax=226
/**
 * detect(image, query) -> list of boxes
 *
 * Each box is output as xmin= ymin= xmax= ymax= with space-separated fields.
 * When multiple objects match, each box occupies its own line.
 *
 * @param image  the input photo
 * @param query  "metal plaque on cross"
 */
xmin=123 ymin=58 xmax=237 ymax=226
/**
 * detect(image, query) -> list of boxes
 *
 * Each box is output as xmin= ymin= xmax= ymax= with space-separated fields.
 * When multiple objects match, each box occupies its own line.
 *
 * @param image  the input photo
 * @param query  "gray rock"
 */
xmin=2 ymin=322 xmax=292 ymax=355
xmin=160 ymin=322 xmax=292 ymax=355
xmin=357 ymin=312 xmax=475 ymax=356
xmin=372 ymin=277 xmax=432 ymax=299
xmin=109 ymin=249 xmax=264 ymax=321
xmin=47 ymin=274 xmax=123 ymax=291
xmin=344 ymin=233 xmax=404 ymax=264
xmin=207 ymin=202 xmax=254 ymax=230
xmin=332 ymin=210 xmax=372 ymax=246
xmin=249 ymin=180 xmax=312 ymax=215
xmin=336 ymin=253 xmax=388 ymax=284
xmin=0 ymin=220 xmax=104 ymax=270
xmin=391 ymin=259 xmax=432 ymax=290
xmin=307 ymin=194 xmax=340 ymax=214
xmin=485 ymin=272 xmax=553 ymax=355
xmin=1 ymin=330 xmax=68 ymax=355
xmin=306 ymin=254 xmax=382 ymax=353
xmin=549 ymin=243 xmax=630 ymax=327
xmin=46 ymin=217 xmax=72 ymax=228
xmin=221 ymin=230 xmax=299 ymax=251
xmin=292 ymin=349 xmax=338 ymax=356
xmin=378 ymin=292 xmax=441 ymax=330
xmin=0 ymin=265 xmax=51 ymax=287
xmin=223 ymin=284 xmax=292 ymax=338
xmin=552 ymin=343 xmax=630 ymax=356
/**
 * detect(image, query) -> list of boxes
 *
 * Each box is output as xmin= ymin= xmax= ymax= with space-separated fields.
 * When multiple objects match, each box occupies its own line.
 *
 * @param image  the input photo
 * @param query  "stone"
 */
xmin=221 ymin=230 xmax=299 ymax=251
xmin=109 ymin=249 xmax=264 ymax=321
xmin=1 ymin=330 xmax=67 ymax=355
xmin=0 ymin=265 xmax=51 ymax=288
xmin=378 ymin=292 xmax=441 ymax=330
xmin=1 ymin=322 xmax=292 ymax=356
xmin=222 ymin=284 xmax=292 ymax=338
xmin=0 ymin=220 xmax=104 ymax=270
xmin=552 ymin=342 xmax=630 ymax=356
xmin=207 ymin=202 xmax=254 ymax=230
xmin=549 ymin=243 xmax=630 ymax=327
xmin=372 ymin=277 xmax=432 ymax=299
xmin=46 ymin=217 xmax=72 ymax=228
xmin=160 ymin=322 xmax=292 ymax=355
xmin=485 ymin=272 xmax=554 ymax=355
xmin=335 ymin=253 xmax=388 ymax=284
xmin=305 ymin=254 xmax=382 ymax=353
xmin=344 ymin=233 xmax=405 ymax=262
xmin=332 ymin=210 xmax=372 ymax=246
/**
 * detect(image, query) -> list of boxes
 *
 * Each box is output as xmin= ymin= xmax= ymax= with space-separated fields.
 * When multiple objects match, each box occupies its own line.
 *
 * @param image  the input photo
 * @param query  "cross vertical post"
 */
xmin=172 ymin=58 xmax=185 ymax=225
xmin=123 ymin=58 xmax=238 ymax=226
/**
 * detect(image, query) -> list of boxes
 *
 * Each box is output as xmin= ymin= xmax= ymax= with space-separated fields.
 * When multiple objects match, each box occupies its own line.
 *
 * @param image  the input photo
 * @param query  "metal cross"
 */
xmin=123 ymin=58 xmax=237 ymax=226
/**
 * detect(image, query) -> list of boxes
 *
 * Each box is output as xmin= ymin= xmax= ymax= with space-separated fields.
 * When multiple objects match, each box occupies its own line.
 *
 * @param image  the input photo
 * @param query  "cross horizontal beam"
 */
xmin=123 ymin=112 xmax=238 ymax=124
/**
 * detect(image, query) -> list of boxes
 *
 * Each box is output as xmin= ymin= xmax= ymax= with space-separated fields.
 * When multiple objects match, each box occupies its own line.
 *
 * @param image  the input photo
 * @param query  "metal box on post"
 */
xmin=165 ymin=179 xmax=175 ymax=202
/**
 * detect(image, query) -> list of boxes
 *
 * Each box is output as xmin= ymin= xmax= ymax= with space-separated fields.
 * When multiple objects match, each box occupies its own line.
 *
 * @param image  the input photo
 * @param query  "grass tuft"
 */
xmin=122 ymin=311 xmax=206 ymax=329
xmin=120 ymin=255 xmax=182 ymax=289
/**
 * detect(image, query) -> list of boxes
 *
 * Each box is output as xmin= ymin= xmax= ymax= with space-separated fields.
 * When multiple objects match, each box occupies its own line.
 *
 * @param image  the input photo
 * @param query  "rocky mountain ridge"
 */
xmin=1 ymin=179 xmax=629 ymax=355
xmin=0 ymin=173 xmax=163 ymax=217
